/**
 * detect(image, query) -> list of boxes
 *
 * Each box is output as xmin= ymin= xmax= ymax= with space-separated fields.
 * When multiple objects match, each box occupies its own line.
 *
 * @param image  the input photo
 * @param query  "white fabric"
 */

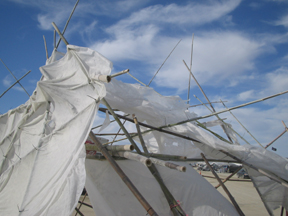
xmin=0 ymin=45 xmax=112 ymax=215
xmin=104 ymin=79 xmax=288 ymax=213
xmin=85 ymin=159 xmax=238 ymax=216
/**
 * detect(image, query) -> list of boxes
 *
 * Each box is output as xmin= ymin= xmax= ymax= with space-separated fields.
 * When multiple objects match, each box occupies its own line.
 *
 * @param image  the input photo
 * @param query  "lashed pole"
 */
xmin=201 ymin=153 xmax=245 ymax=216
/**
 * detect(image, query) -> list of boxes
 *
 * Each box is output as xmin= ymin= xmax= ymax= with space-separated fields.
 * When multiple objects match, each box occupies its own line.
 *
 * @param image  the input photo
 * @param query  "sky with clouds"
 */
xmin=0 ymin=0 xmax=288 ymax=157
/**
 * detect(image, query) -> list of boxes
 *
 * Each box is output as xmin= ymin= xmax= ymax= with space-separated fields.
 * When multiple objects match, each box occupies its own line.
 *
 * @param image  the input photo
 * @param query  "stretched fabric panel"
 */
xmin=85 ymin=159 xmax=238 ymax=216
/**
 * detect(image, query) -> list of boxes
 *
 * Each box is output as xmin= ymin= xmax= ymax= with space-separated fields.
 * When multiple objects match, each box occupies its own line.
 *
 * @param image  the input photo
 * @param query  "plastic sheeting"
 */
xmin=104 ymin=79 xmax=288 ymax=213
xmin=0 ymin=45 xmax=112 ymax=215
xmin=85 ymin=159 xmax=238 ymax=216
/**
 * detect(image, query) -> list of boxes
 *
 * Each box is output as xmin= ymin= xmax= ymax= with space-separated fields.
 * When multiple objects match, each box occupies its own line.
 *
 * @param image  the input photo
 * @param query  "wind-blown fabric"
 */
xmin=0 ymin=45 xmax=112 ymax=215
xmin=104 ymin=79 xmax=288 ymax=214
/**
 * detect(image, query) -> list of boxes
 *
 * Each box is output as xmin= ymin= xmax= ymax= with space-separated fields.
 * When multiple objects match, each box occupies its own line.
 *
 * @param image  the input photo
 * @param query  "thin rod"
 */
xmin=187 ymin=33 xmax=194 ymax=104
xmin=75 ymin=191 xmax=87 ymax=216
xmin=167 ymin=89 xmax=288 ymax=128
xmin=194 ymin=95 xmax=234 ymax=144
xmin=110 ymin=69 xmax=129 ymax=78
xmin=148 ymin=39 xmax=182 ymax=86
xmin=110 ymin=120 xmax=127 ymax=145
xmin=189 ymin=100 xmax=228 ymax=108
xmin=133 ymin=114 xmax=149 ymax=153
xmin=0 ymin=70 xmax=31 ymax=98
xmin=89 ymin=131 xmax=158 ymax=216
xmin=183 ymin=60 xmax=233 ymax=143
xmin=56 ymin=0 xmax=79 ymax=48
xmin=220 ymin=150 xmax=288 ymax=188
xmin=54 ymin=30 xmax=56 ymax=49
xmin=0 ymin=58 xmax=30 ymax=97
xmin=127 ymin=72 xmax=148 ymax=86
xmin=201 ymin=153 xmax=245 ymax=216
xmin=265 ymin=129 xmax=286 ymax=149
xmin=99 ymin=108 xmax=201 ymax=144
xmin=52 ymin=22 xmax=69 ymax=46
xmin=220 ymin=99 xmax=264 ymax=148
xmin=215 ymin=166 xmax=243 ymax=189
xmin=43 ymin=35 xmax=49 ymax=60
xmin=101 ymin=98 xmax=142 ymax=153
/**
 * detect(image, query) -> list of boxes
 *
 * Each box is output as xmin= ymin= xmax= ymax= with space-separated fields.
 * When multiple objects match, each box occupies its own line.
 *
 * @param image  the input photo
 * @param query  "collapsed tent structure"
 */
xmin=1 ymin=7 xmax=288 ymax=216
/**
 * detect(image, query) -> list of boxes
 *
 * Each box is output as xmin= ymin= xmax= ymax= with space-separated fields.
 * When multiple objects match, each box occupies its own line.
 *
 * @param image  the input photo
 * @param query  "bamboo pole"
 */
xmin=183 ymin=60 xmax=233 ymax=143
xmin=127 ymin=72 xmax=148 ymax=86
xmin=101 ymin=98 xmax=142 ymax=153
xmin=110 ymin=69 xmax=129 ymax=78
xmin=194 ymin=95 xmax=251 ymax=145
xmin=132 ymin=115 xmax=186 ymax=216
xmin=75 ymin=190 xmax=87 ymax=216
xmin=89 ymin=131 xmax=158 ymax=216
xmin=56 ymin=0 xmax=79 ymax=48
xmin=52 ymin=22 xmax=69 ymax=46
xmin=86 ymin=144 xmax=134 ymax=151
xmin=201 ymin=153 xmax=245 ymax=216
xmin=219 ymin=150 xmax=288 ymax=188
xmin=54 ymin=30 xmax=56 ymax=49
xmin=0 ymin=70 xmax=31 ymax=98
xmin=149 ymin=157 xmax=186 ymax=172
xmin=187 ymin=33 xmax=194 ymax=104
xmin=189 ymin=101 xmax=228 ymax=108
xmin=43 ymin=35 xmax=49 ymax=60
xmin=265 ymin=129 xmax=286 ymax=149
xmin=113 ymin=151 xmax=152 ymax=167
xmin=167 ymin=89 xmax=288 ymax=128
xmin=148 ymin=39 xmax=182 ymax=86
xmin=220 ymin=100 xmax=264 ymax=148
xmin=0 ymin=58 xmax=30 ymax=97
xmin=215 ymin=166 xmax=243 ymax=189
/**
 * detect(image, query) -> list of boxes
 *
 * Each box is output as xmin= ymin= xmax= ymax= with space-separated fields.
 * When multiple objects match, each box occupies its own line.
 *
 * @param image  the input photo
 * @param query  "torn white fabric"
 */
xmin=0 ymin=45 xmax=112 ymax=216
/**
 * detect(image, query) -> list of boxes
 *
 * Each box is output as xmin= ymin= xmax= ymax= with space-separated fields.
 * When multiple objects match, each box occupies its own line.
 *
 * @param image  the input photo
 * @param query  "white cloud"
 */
xmin=265 ymin=67 xmax=288 ymax=92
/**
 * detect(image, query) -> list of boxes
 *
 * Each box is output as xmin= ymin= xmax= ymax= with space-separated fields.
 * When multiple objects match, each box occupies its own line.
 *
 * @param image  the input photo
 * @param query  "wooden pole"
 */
xmin=110 ymin=69 xmax=129 ymax=78
xmin=89 ymin=131 xmax=158 ymax=216
xmin=132 ymin=114 xmax=149 ymax=153
xmin=52 ymin=22 xmax=69 ymax=46
xmin=201 ymin=153 xmax=245 ymax=216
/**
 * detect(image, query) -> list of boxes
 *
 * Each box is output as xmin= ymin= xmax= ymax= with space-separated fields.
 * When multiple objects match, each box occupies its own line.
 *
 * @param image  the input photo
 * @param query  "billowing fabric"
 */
xmin=104 ymin=79 xmax=288 ymax=213
xmin=0 ymin=45 xmax=112 ymax=215
xmin=85 ymin=159 xmax=238 ymax=216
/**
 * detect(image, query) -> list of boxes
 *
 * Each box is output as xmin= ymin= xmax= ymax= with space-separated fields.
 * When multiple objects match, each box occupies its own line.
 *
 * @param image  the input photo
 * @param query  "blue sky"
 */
xmin=1 ymin=0 xmax=288 ymax=157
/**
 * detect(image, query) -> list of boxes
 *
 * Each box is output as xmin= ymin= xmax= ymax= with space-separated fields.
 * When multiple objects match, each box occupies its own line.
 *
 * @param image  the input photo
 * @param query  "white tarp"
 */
xmin=85 ymin=159 xmax=238 ymax=216
xmin=0 ymin=45 xmax=112 ymax=215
